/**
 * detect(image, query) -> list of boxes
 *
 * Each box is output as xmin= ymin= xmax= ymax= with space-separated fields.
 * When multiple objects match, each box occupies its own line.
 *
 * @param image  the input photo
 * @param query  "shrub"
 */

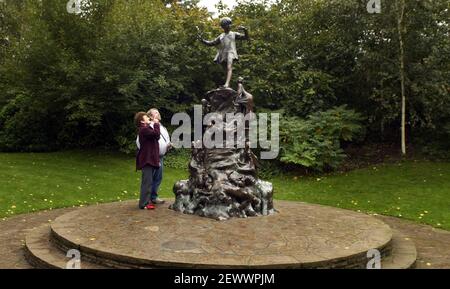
xmin=0 ymin=93 xmax=59 ymax=152
xmin=280 ymin=105 xmax=364 ymax=171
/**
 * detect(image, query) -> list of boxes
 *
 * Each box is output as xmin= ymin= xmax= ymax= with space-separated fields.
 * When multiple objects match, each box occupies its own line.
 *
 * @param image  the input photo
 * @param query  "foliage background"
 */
xmin=0 ymin=0 xmax=448 ymax=170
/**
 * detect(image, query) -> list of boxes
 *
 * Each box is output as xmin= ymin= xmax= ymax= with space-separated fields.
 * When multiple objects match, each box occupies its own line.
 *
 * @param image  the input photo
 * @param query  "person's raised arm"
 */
xmin=141 ymin=122 xmax=160 ymax=140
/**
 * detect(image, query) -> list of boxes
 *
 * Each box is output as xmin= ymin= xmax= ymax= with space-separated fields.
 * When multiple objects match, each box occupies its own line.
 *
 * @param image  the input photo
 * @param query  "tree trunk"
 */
xmin=397 ymin=0 xmax=407 ymax=155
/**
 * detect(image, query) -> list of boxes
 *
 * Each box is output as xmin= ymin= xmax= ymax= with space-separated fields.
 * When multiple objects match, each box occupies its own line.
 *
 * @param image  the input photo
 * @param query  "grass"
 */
xmin=0 ymin=151 xmax=449 ymax=230
xmin=273 ymin=161 xmax=450 ymax=230
xmin=0 ymin=150 xmax=187 ymax=217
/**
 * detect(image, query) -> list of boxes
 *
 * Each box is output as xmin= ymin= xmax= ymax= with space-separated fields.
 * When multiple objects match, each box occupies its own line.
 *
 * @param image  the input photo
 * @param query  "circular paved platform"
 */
xmin=49 ymin=200 xmax=393 ymax=268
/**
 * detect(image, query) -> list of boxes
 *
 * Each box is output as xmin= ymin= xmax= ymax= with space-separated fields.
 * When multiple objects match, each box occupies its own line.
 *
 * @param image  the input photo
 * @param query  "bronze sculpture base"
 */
xmin=170 ymin=88 xmax=275 ymax=220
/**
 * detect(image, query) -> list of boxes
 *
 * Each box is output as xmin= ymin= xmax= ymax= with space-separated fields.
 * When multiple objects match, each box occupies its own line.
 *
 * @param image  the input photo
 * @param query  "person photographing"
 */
xmin=136 ymin=108 xmax=171 ymax=206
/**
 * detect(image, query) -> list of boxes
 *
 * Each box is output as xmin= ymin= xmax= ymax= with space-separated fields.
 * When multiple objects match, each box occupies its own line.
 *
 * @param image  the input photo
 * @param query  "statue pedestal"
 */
xmin=169 ymin=88 xmax=275 ymax=220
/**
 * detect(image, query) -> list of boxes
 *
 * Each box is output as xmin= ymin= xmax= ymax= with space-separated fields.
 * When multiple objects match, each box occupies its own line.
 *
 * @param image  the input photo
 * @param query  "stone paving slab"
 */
xmin=378 ymin=231 xmax=417 ymax=269
xmin=0 ymin=201 xmax=449 ymax=269
xmin=24 ymin=224 xmax=104 ymax=269
xmin=23 ymin=221 xmax=416 ymax=269
xmin=0 ymin=208 xmax=74 ymax=269
xmin=376 ymin=215 xmax=450 ymax=269
xmin=49 ymin=200 xmax=393 ymax=268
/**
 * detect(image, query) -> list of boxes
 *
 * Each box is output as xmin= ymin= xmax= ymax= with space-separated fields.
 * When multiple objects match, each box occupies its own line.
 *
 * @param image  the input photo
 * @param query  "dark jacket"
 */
xmin=136 ymin=123 xmax=160 ymax=170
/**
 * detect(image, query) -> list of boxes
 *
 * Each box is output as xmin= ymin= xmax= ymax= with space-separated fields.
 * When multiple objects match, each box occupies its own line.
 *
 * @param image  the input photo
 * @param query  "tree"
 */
xmin=0 ymin=0 xmax=448 ymax=156
xmin=396 ymin=0 xmax=406 ymax=155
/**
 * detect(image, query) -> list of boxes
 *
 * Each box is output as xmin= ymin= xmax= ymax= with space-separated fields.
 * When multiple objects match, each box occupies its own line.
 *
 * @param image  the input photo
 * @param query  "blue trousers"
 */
xmin=151 ymin=156 xmax=163 ymax=200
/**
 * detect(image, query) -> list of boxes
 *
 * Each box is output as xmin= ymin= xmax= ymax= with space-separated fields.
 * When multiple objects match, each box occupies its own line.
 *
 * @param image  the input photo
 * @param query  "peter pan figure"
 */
xmin=197 ymin=17 xmax=249 ymax=88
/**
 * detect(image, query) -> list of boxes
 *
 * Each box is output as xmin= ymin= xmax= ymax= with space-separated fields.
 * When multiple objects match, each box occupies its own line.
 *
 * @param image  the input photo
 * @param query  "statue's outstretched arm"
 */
xmin=236 ymin=26 xmax=249 ymax=40
xmin=199 ymin=35 xmax=221 ymax=46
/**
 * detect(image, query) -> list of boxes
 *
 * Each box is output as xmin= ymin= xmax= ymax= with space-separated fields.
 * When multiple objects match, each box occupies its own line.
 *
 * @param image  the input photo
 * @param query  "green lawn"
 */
xmin=0 ymin=151 xmax=449 ymax=230
xmin=272 ymin=161 xmax=450 ymax=230
xmin=0 ymin=151 xmax=187 ymax=217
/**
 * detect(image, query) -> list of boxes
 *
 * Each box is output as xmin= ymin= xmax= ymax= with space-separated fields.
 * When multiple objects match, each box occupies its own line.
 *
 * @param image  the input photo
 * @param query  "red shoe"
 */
xmin=144 ymin=203 xmax=155 ymax=210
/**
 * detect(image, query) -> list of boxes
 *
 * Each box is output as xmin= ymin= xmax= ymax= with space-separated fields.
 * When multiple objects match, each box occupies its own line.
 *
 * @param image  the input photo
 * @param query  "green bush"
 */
xmin=280 ymin=106 xmax=364 ymax=171
xmin=163 ymin=148 xmax=191 ymax=170
xmin=418 ymin=120 xmax=450 ymax=160
xmin=0 ymin=93 xmax=58 ymax=152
